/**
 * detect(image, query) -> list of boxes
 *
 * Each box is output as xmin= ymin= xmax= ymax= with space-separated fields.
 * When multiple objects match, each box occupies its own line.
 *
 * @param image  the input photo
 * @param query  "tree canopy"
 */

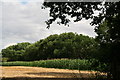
xmin=24 ymin=32 xmax=98 ymax=61
xmin=1 ymin=42 xmax=31 ymax=61
xmin=2 ymin=32 xmax=98 ymax=61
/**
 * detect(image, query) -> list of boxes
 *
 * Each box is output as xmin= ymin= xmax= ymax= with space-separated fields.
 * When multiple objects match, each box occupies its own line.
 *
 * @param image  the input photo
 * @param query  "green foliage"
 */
xmin=23 ymin=32 xmax=98 ymax=61
xmin=1 ymin=57 xmax=9 ymax=62
xmin=1 ymin=32 xmax=98 ymax=61
xmin=89 ymin=59 xmax=109 ymax=72
xmin=1 ymin=42 xmax=31 ymax=61
xmin=1 ymin=59 xmax=107 ymax=71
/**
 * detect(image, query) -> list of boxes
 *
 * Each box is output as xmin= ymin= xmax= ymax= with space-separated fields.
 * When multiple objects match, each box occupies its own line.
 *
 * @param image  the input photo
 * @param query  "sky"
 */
xmin=0 ymin=0 xmax=97 ymax=51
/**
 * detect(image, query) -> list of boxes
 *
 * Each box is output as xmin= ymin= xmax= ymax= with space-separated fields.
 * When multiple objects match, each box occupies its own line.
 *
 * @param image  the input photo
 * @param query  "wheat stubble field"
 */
xmin=0 ymin=66 xmax=105 ymax=80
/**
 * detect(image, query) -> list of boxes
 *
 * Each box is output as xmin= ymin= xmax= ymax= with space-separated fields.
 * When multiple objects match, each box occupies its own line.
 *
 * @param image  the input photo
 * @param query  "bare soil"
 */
xmin=0 ymin=66 xmax=106 ymax=80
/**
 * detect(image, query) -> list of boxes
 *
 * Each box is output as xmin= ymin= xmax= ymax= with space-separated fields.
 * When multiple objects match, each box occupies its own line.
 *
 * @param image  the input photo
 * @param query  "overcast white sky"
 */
xmin=0 ymin=0 xmax=97 ymax=51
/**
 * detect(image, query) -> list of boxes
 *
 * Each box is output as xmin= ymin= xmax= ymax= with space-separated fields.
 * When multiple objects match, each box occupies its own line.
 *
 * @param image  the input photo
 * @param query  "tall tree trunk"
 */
xmin=111 ymin=43 xmax=120 ymax=80
xmin=111 ymin=59 xmax=120 ymax=80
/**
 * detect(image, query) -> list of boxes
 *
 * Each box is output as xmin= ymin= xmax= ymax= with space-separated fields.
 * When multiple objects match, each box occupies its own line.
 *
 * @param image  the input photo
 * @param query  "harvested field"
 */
xmin=0 ymin=66 xmax=106 ymax=80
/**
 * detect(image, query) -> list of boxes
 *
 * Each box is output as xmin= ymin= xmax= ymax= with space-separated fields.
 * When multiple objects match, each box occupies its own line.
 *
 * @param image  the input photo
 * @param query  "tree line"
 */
xmin=1 ymin=32 xmax=100 ymax=61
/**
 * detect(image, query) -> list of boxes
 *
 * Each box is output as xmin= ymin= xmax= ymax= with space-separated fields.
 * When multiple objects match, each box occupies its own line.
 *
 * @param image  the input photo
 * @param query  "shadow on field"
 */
xmin=1 ymin=77 xmax=108 ymax=80
xmin=27 ymin=72 xmax=91 ymax=78
xmin=1 ymin=71 xmax=108 ymax=80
